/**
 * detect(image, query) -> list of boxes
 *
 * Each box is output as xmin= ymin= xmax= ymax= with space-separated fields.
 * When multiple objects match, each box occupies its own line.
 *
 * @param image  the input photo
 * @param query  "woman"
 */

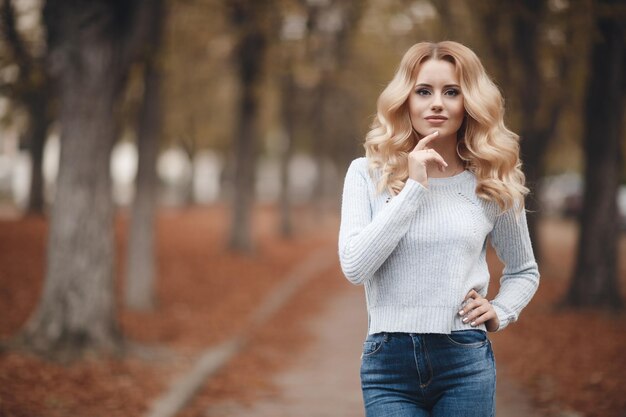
xmin=338 ymin=41 xmax=540 ymax=417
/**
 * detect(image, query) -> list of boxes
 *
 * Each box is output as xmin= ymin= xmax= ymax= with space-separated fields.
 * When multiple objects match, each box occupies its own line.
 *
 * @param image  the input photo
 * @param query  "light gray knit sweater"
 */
xmin=338 ymin=157 xmax=540 ymax=334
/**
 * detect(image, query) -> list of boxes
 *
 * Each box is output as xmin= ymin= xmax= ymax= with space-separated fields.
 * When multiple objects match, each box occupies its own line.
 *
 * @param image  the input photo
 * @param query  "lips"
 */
xmin=425 ymin=116 xmax=448 ymax=125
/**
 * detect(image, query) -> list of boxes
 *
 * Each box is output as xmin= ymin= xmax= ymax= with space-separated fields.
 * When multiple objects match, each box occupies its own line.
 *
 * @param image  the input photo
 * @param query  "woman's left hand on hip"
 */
xmin=459 ymin=289 xmax=500 ymax=332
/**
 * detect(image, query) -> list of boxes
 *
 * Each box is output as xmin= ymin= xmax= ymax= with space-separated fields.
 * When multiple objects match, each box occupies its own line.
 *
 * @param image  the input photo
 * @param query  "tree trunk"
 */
xmin=23 ymin=83 xmax=122 ymax=354
xmin=125 ymin=64 xmax=160 ymax=310
xmin=278 ymin=68 xmax=295 ymax=238
xmin=0 ymin=0 xmax=51 ymax=215
xmin=228 ymin=0 xmax=268 ymax=252
xmin=512 ymin=0 xmax=547 ymax=263
xmin=124 ymin=65 xmax=161 ymax=310
xmin=25 ymin=88 xmax=50 ymax=215
xmin=301 ymin=0 xmax=364 ymax=218
xmin=311 ymin=77 xmax=329 ymax=219
xmin=125 ymin=0 xmax=164 ymax=311
xmin=520 ymin=140 xmax=543 ymax=255
xmin=19 ymin=0 xmax=143 ymax=356
xmin=565 ymin=1 xmax=624 ymax=309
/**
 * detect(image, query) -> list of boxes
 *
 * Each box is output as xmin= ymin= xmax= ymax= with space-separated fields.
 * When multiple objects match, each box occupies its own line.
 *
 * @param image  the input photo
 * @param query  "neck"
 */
xmin=419 ymin=133 xmax=465 ymax=178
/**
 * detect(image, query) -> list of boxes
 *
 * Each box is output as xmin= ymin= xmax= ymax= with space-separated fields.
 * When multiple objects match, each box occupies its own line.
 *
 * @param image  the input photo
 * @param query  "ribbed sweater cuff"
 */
xmin=403 ymin=178 xmax=428 ymax=198
xmin=386 ymin=178 xmax=428 ymax=223
xmin=491 ymin=303 xmax=512 ymax=331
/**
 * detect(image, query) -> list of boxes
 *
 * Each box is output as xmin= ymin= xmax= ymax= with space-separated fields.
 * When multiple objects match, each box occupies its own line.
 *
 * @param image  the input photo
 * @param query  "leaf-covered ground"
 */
xmin=0 ymin=207 xmax=624 ymax=417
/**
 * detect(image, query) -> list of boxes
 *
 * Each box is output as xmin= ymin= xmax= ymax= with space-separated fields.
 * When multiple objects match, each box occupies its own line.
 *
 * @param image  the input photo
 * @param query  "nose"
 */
xmin=431 ymin=92 xmax=443 ymax=111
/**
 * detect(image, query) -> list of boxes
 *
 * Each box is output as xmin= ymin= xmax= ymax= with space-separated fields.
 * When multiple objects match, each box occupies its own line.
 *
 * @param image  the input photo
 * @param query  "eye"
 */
xmin=415 ymin=88 xmax=431 ymax=96
xmin=444 ymin=88 xmax=460 ymax=97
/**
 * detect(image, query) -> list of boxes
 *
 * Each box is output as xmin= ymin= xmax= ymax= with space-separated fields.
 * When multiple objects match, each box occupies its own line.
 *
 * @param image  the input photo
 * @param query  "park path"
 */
xmin=202 ymin=284 xmax=538 ymax=417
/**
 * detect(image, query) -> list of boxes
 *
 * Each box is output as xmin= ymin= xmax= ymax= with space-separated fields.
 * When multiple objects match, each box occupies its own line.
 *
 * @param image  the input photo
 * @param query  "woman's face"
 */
xmin=408 ymin=59 xmax=465 ymax=140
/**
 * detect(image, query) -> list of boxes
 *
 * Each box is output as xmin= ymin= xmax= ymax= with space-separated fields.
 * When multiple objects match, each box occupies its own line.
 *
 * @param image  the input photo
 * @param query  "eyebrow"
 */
xmin=414 ymin=83 xmax=461 ymax=89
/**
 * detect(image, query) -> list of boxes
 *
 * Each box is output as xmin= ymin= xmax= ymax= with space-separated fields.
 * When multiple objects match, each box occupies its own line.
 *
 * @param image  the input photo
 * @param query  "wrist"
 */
xmin=486 ymin=316 xmax=500 ymax=332
xmin=407 ymin=176 xmax=428 ymax=189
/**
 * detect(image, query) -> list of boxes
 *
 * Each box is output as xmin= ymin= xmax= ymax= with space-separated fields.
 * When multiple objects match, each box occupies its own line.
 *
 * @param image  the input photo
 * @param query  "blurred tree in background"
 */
xmin=125 ymin=0 xmax=166 ymax=311
xmin=0 ymin=0 xmax=51 ymax=214
xmin=565 ymin=0 xmax=625 ymax=309
xmin=274 ymin=0 xmax=366 ymax=235
xmin=226 ymin=0 xmax=271 ymax=252
xmin=18 ymin=0 xmax=157 ymax=356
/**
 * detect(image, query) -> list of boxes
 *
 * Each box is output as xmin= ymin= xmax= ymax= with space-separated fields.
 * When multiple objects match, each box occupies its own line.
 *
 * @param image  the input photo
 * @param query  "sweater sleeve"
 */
xmin=488 ymin=204 xmax=540 ymax=331
xmin=338 ymin=158 xmax=428 ymax=285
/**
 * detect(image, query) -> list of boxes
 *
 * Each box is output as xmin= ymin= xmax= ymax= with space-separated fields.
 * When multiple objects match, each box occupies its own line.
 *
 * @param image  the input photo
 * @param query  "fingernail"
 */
xmin=433 ymin=130 xmax=439 ymax=136
xmin=458 ymin=310 xmax=464 ymax=315
xmin=462 ymin=317 xmax=468 ymax=323
xmin=470 ymin=321 xmax=476 ymax=326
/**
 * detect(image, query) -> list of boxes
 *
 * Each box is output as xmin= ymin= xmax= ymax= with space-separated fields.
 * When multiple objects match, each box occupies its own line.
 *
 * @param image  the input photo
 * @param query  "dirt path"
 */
xmin=202 ymin=285 xmax=538 ymax=417
xmin=204 ymin=286 xmax=365 ymax=417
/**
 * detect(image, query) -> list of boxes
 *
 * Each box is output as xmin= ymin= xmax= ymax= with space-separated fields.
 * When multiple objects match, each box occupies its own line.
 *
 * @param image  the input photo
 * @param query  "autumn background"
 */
xmin=0 ymin=0 xmax=625 ymax=416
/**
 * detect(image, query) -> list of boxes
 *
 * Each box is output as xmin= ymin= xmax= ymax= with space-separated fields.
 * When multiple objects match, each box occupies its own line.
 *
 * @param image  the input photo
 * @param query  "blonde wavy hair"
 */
xmin=364 ymin=41 xmax=529 ymax=215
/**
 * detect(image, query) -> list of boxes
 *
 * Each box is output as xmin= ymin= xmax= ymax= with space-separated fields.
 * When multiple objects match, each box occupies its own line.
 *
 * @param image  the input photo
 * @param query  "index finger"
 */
xmin=413 ymin=130 xmax=441 ymax=151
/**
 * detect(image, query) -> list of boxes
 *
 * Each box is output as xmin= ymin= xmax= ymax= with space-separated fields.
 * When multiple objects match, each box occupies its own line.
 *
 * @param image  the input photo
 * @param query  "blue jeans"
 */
xmin=360 ymin=330 xmax=496 ymax=417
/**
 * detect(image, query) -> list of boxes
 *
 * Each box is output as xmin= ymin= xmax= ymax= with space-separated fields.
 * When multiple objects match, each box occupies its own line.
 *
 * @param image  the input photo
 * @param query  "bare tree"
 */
xmin=0 ymin=0 xmax=51 ymax=214
xmin=227 ymin=0 xmax=270 ymax=252
xmin=125 ymin=0 xmax=166 ymax=310
xmin=272 ymin=7 xmax=301 ymax=238
xmin=278 ymin=55 xmax=296 ymax=237
xmin=301 ymin=0 xmax=366 ymax=215
xmin=19 ymin=0 xmax=153 ymax=356
xmin=565 ymin=0 xmax=624 ymax=309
